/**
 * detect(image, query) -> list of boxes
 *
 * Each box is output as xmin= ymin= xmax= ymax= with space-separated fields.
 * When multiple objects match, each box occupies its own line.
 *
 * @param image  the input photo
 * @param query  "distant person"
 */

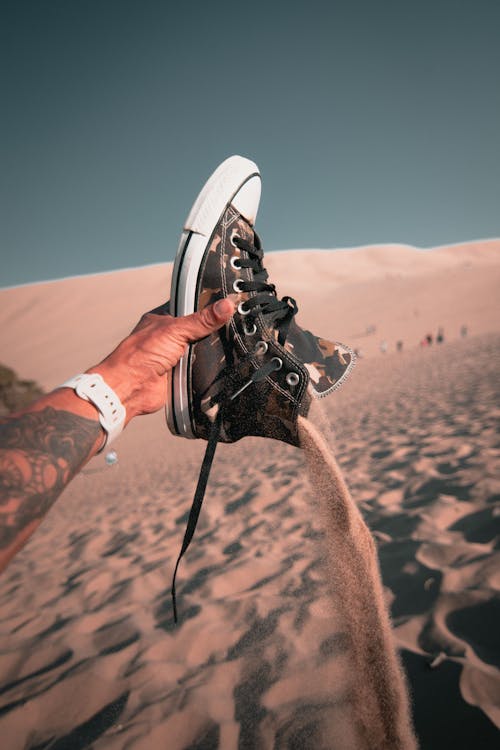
xmin=461 ymin=324 xmax=468 ymax=338
xmin=0 ymin=298 xmax=236 ymax=573
xmin=396 ymin=340 xmax=403 ymax=352
xmin=426 ymin=333 xmax=433 ymax=346
xmin=380 ymin=340 xmax=388 ymax=354
xmin=436 ymin=327 xmax=444 ymax=344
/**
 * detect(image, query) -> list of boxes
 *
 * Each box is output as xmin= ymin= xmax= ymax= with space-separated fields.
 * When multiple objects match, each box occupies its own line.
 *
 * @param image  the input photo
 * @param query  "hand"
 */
xmin=87 ymin=298 xmax=235 ymax=424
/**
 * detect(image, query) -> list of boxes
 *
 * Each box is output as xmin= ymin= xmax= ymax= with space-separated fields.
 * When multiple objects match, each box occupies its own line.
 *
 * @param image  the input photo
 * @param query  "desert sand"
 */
xmin=0 ymin=240 xmax=499 ymax=748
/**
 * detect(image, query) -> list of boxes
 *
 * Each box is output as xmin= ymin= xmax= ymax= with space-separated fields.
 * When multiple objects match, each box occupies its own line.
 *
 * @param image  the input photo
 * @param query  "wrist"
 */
xmin=59 ymin=373 xmax=126 ymax=451
xmin=85 ymin=362 xmax=138 ymax=426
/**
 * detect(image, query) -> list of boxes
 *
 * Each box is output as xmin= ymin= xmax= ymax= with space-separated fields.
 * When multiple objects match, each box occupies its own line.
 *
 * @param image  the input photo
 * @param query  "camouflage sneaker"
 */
xmin=167 ymin=155 xmax=355 ymax=620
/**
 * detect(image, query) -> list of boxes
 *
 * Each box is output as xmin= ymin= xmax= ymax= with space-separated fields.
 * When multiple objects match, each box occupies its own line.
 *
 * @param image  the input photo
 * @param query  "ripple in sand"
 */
xmin=379 ymin=540 xmax=443 ymax=618
xmin=376 ymin=489 xmax=403 ymax=509
xmin=404 ymin=477 xmax=474 ymax=506
xmin=446 ymin=600 xmax=500 ymax=669
xmin=0 ymin=647 xmax=73 ymax=700
xmin=400 ymin=650 xmax=499 ymax=749
xmin=449 ymin=507 xmax=500 ymax=544
xmin=93 ymin=619 xmax=140 ymax=657
xmin=30 ymin=691 xmax=129 ymax=750
xmin=461 ymin=664 xmax=500 ymax=728
xmin=416 ymin=541 xmax=490 ymax=571
xmin=372 ymin=512 xmax=420 ymax=539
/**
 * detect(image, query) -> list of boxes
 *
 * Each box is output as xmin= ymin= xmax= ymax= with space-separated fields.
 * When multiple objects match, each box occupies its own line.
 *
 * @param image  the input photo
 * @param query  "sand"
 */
xmin=298 ymin=415 xmax=417 ymax=749
xmin=0 ymin=240 xmax=499 ymax=748
xmin=1 ymin=239 xmax=499 ymax=390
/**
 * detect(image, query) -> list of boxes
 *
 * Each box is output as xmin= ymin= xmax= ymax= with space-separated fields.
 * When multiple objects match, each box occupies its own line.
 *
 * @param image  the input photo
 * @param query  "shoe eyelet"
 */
xmin=233 ymin=279 xmax=245 ymax=293
xmin=271 ymin=357 xmax=283 ymax=371
xmin=230 ymin=256 xmax=242 ymax=270
xmin=286 ymin=372 xmax=300 ymax=387
xmin=238 ymin=301 xmax=251 ymax=316
xmin=254 ymin=340 xmax=268 ymax=355
xmin=243 ymin=321 xmax=257 ymax=335
xmin=231 ymin=233 xmax=241 ymax=248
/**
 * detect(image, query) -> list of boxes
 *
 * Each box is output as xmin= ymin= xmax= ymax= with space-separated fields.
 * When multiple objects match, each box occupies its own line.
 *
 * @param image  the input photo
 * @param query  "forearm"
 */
xmin=0 ymin=298 xmax=235 ymax=573
xmin=0 ymin=386 xmax=106 ymax=572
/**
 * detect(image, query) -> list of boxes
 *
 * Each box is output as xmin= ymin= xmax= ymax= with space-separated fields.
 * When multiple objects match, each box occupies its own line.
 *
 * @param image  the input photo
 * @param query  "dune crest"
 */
xmin=1 ymin=239 xmax=498 ymax=388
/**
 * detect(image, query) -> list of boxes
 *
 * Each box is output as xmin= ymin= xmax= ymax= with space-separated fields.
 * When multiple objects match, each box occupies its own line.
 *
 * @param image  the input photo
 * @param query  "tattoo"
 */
xmin=0 ymin=407 xmax=101 ymax=551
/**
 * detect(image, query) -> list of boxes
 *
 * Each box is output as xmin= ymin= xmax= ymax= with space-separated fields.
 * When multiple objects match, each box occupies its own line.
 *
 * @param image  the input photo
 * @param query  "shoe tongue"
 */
xmin=284 ymin=319 xmax=356 ymax=397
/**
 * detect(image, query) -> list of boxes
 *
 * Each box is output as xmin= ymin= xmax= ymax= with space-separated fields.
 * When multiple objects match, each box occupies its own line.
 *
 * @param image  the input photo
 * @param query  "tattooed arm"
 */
xmin=0 ymin=298 xmax=235 ymax=572
xmin=0 ymin=403 xmax=103 ymax=568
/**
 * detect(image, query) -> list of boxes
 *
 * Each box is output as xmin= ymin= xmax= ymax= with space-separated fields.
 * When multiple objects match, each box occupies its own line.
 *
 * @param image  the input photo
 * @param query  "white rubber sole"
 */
xmin=166 ymin=155 xmax=261 ymax=438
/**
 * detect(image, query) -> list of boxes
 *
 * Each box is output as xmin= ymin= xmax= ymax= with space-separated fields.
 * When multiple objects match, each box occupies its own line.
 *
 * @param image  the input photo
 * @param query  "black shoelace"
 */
xmin=171 ymin=232 xmax=298 ymax=623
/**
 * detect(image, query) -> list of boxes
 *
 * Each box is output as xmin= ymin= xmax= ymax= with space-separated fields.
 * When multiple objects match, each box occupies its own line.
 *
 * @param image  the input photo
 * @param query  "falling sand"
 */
xmin=298 ymin=415 xmax=418 ymax=750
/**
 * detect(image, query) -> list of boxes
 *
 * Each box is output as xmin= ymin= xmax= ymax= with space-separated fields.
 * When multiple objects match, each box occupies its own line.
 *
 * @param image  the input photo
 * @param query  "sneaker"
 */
xmin=167 ymin=155 xmax=355 ymax=620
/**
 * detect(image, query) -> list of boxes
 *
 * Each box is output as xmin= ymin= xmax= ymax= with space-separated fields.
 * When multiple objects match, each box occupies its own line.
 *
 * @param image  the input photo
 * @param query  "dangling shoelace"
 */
xmin=171 ymin=232 xmax=298 ymax=622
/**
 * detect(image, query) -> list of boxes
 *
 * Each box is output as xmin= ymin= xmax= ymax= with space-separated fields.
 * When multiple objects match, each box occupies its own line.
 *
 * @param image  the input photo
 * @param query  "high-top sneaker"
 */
xmin=167 ymin=155 xmax=355 ymax=620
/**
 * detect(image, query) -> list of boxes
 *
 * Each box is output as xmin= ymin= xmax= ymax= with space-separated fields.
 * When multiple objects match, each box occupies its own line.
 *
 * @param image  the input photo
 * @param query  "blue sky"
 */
xmin=1 ymin=0 xmax=499 ymax=287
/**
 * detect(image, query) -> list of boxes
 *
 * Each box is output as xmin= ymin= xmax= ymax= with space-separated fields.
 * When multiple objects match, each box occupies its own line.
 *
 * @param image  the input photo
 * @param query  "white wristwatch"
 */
xmin=59 ymin=373 xmax=126 ymax=451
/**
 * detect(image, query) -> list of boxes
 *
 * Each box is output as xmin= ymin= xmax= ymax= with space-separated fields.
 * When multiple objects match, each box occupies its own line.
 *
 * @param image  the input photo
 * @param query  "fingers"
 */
xmin=175 ymin=298 xmax=236 ymax=343
xmin=148 ymin=300 xmax=170 ymax=316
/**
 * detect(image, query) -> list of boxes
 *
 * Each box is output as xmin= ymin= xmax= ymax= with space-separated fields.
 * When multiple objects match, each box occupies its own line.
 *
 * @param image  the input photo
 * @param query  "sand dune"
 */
xmin=1 ymin=240 xmax=499 ymax=389
xmin=0 ymin=241 xmax=499 ymax=748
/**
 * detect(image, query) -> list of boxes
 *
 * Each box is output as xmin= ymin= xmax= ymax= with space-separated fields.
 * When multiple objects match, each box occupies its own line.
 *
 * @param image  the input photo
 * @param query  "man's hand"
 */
xmin=0 ymin=296 xmax=235 ymax=572
xmin=87 ymin=298 xmax=235 ymax=424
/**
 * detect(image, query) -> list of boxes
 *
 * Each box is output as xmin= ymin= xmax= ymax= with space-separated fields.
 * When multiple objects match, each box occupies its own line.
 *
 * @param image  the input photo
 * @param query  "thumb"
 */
xmin=175 ymin=297 xmax=236 ymax=343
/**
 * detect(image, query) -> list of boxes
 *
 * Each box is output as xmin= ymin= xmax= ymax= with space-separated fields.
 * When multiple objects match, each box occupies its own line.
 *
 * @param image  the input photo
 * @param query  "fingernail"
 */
xmin=214 ymin=298 xmax=234 ymax=317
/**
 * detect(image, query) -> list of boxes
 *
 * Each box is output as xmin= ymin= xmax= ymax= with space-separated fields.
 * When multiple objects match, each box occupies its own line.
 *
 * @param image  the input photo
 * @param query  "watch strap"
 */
xmin=59 ymin=373 xmax=126 ymax=451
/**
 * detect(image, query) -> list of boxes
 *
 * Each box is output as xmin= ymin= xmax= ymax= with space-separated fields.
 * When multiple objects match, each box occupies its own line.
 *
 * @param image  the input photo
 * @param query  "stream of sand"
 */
xmin=298 ymin=415 xmax=418 ymax=749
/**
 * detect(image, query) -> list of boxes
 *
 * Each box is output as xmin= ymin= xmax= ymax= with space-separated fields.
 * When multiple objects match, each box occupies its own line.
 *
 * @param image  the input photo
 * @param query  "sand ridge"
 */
xmin=0 ymin=240 xmax=499 ymax=388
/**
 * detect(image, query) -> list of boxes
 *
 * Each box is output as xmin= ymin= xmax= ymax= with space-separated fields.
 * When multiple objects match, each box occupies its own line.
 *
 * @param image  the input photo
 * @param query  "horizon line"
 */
xmin=1 ymin=237 xmax=498 ymax=292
